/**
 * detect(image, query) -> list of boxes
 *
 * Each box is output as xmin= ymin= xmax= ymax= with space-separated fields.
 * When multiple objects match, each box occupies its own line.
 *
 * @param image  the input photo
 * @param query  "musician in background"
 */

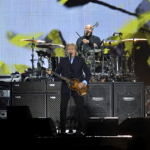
xmin=76 ymin=24 xmax=101 ymax=59
xmin=46 ymin=43 xmax=91 ymax=135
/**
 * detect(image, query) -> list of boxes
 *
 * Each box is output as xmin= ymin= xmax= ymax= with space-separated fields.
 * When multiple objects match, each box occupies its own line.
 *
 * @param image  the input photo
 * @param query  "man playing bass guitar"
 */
xmin=46 ymin=43 xmax=91 ymax=135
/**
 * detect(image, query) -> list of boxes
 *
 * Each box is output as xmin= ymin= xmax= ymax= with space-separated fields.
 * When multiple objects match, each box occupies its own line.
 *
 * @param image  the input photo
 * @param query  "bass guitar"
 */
xmin=48 ymin=70 xmax=89 ymax=96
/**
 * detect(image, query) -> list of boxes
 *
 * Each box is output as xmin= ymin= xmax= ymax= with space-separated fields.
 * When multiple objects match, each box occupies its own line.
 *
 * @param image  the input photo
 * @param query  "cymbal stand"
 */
xmin=90 ymin=47 xmax=96 ymax=81
xmin=100 ymin=49 xmax=113 ymax=81
xmin=130 ymin=37 xmax=137 ymax=81
xmin=101 ymin=41 xmax=115 ymax=81
xmin=47 ymin=55 xmax=54 ymax=82
xmin=30 ymin=37 xmax=35 ymax=71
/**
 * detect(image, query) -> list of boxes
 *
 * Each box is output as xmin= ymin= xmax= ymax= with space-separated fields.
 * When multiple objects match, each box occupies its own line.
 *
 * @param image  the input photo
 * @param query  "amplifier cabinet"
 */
xmin=47 ymin=81 xmax=61 ymax=94
xmin=145 ymin=86 xmax=150 ymax=117
xmin=12 ymin=94 xmax=46 ymax=118
xmin=84 ymin=82 xmax=113 ymax=117
xmin=12 ymin=82 xmax=46 ymax=94
xmin=114 ymin=82 xmax=144 ymax=124
xmin=47 ymin=93 xmax=77 ymax=129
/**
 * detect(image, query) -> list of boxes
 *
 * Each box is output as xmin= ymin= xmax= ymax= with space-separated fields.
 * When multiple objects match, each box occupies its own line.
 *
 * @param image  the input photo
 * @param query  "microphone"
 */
xmin=113 ymin=32 xmax=123 ymax=36
xmin=69 ymin=52 xmax=72 ymax=55
xmin=86 ymin=30 xmax=91 ymax=35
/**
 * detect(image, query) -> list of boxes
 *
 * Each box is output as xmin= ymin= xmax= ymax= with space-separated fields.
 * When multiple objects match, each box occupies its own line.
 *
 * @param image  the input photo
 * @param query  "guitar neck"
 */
xmin=51 ymin=71 xmax=71 ymax=83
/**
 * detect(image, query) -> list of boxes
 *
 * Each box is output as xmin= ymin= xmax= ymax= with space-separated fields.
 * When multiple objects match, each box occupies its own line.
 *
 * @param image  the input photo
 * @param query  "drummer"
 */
xmin=76 ymin=24 xmax=101 ymax=59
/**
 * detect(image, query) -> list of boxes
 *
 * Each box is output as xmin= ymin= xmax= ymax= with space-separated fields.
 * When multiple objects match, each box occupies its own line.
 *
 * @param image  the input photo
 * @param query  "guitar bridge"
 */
xmin=81 ymin=92 xmax=86 ymax=96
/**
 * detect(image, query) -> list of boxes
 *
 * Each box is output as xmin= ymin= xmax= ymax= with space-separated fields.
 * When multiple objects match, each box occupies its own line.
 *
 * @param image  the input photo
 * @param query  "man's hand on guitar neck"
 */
xmin=78 ymin=82 xmax=85 ymax=89
xmin=46 ymin=69 xmax=51 ymax=75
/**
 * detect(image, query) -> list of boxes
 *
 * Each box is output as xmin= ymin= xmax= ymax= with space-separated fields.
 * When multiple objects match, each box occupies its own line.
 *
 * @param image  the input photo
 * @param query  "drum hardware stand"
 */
xmin=46 ymin=55 xmax=54 ymax=82
xmin=30 ymin=37 xmax=35 ymax=71
xmin=100 ymin=41 xmax=116 ymax=81
xmin=117 ymin=33 xmax=125 ymax=81
xmin=90 ymin=46 xmax=97 ymax=82
xmin=130 ymin=36 xmax=137 ymax=82
xmin=30 ymin=37 xmax=41 ymax=78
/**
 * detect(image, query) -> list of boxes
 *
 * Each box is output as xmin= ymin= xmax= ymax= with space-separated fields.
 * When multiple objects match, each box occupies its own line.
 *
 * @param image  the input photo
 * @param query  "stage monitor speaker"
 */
xmin=114 ymin=82 xmax=144 ymax=124
xmin=145 ymin=86 xmax=150 ymax=117
xmin=12 ymin=94 xmax=46 ymax=118
xmin=47 ymin=81 xmax=61 ymax=94
xmin=86 ymin=117 xmax=118 ymax=136
xmin=12 ymin=82 xmax=46 ymax=94
xmin=118 ymin=117 xmax=150 ymax=136
xmin=84 ymin=82 xmax=113 ymax=117
xmin=28 ymin=118 xmax=57 ymax=137
xmin=47 ymin=93 xmax=77 ymax=129
xmin=7 ymin=106 xmax=32 ymax=120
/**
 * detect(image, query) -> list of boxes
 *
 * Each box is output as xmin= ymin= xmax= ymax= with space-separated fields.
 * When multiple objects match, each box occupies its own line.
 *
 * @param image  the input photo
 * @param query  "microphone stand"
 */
xmin=90 ymin=44 xmax=96 ymax=82
xmin=68 ymin=53 xmax=73 ymax=134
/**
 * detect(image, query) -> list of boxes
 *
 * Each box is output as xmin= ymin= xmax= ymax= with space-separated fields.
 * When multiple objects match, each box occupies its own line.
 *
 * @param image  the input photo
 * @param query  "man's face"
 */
xmin=84 ymin=25 xmax=93 ymax=36
xmin=67 ymin=45 xmax=76 ymax=58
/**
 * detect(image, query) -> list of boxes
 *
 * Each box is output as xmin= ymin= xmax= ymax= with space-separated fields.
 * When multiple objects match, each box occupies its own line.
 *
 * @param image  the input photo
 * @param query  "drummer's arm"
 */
xmin=82 ymin=39 xmax=95 ymax=47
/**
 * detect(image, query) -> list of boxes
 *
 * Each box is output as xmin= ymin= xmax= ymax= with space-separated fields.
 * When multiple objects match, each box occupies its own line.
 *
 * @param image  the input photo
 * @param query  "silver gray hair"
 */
xmin=65 ymin=43 xmax=77 ymax=51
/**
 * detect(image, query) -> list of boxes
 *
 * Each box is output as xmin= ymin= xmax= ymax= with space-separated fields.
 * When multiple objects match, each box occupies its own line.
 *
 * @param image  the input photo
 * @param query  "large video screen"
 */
xmin=0 ymin=0 xmax=150 ymax=84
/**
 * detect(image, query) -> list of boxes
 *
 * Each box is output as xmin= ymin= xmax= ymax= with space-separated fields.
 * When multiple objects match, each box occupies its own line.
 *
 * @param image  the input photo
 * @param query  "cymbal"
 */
xmin=104 ymin=40 xmax=119 ymax=43
xmin=122 ymin=38 xmax=147 ymax=42
xmin=21 ymin=39 xmax=45 ymax=43
xmin=36 ymin=43 xmax=65 ymax=49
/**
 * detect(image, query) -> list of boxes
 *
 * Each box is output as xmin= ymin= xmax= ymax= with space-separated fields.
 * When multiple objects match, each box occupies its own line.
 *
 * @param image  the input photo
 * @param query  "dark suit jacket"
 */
xmin=54 ymin=56 xmax=91 ymax=94
xmin=76 ymin=35 xmax=101 ymax=52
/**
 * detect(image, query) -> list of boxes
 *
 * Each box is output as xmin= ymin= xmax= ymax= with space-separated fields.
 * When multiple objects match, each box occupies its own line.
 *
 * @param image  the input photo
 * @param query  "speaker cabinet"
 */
xmin=86 ymin=117 xmax=118 ymax=136
xmin=145 ymin=86 xmax=150 ymax=117
xmin=12 ymin=82 xmax=46 ymax=93
xmin=114 ymin=82 xmax=144 ymax=124
xmin=84 ymin=82 xmax=113 ymax=117
xmin=7 ymin=106 xmax=32 ymax=120
xmin=47 ymin=93 xmax=77 ymax=129
xmin=12 ymin=94 xmax=46 ymax=118
xmin=118 ymin=118 xmax=150 ymax=136
xmin=46 ymin=81 xmax=61 ymax=94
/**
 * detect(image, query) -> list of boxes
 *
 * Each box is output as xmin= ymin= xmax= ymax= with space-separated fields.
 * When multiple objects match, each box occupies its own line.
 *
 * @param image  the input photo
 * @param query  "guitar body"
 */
xmin=69 ymin=78 xmax=89 ymax=96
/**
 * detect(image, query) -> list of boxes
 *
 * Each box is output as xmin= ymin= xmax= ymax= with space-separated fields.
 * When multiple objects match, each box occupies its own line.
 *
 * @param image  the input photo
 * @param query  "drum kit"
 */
xmin=82 ymin=38 xmax=148 ymax=82
xmin=21 ymin=38 xmax=65 ymax=81
xmin=21 ymin=37 xmax=147 ymax=82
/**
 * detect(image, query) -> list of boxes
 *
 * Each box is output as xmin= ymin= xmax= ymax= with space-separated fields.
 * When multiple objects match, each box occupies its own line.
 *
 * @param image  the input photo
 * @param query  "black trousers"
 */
xmin=60 ymin=90 xmax=85 ymax=132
